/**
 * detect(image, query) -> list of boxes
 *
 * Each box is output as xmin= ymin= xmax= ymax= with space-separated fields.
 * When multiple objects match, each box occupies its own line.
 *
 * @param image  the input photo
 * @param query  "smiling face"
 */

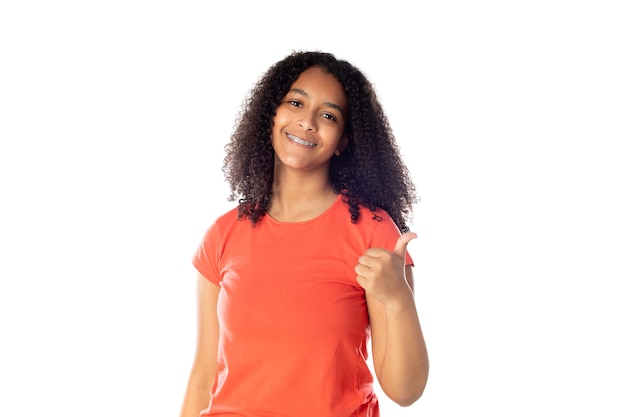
xmin=271 ymin=66 xmax=348 ymax=175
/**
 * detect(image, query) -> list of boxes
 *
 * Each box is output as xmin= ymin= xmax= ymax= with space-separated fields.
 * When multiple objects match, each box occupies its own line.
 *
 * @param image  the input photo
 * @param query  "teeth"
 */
xmin=287 ymin=133 xmax=316 ymax=147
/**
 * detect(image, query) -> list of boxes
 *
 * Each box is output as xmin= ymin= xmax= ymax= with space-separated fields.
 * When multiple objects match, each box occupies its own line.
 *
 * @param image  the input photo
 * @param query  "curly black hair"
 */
xmin=222 ymin=50 xmax=418 ymax=232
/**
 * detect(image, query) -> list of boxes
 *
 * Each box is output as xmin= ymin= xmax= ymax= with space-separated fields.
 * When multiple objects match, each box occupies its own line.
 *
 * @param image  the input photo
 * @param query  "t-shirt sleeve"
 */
xmin=371 ymin=211 xmax=415 ymax=267
xmin=192 ymin=220 xmax=222 ymax=285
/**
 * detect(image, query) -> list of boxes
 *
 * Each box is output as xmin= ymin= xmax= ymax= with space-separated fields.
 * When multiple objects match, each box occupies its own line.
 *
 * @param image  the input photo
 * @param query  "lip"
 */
xmin=286 ymin=133 xmax=317 ymax=148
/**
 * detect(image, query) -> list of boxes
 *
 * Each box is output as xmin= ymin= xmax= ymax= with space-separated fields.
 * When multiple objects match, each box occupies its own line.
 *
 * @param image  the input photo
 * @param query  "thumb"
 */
xmin=393 ymin=232 xmax=418 ymax=258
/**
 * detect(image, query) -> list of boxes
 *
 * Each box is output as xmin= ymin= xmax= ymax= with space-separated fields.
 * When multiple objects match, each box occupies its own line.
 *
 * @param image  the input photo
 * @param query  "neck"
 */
xmin=268 ymin=165 xmax=337 ymax=222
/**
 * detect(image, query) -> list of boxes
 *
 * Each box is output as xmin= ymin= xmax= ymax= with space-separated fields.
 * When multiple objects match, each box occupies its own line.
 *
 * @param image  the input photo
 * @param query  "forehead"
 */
xmin=289 ymin=67 xmax=347 ymax=110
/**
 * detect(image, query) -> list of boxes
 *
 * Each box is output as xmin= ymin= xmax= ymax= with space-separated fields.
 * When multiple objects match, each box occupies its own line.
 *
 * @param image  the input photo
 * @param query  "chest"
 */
xmin=217 ymin=223 xmax=370 ymax=343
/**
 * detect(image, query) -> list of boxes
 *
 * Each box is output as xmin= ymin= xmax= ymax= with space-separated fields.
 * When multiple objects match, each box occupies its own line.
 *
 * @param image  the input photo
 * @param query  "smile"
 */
xmin=287 ymin=133 xmax=316 ymax=147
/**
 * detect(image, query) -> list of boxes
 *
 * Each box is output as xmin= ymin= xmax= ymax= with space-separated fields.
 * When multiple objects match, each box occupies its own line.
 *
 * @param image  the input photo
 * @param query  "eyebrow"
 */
xmin=289 ymin=88 xmax=345 ymax=115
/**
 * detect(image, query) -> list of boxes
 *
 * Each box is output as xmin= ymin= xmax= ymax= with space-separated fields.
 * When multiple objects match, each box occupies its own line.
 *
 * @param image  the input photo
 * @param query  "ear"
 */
xmin=334 ymin=134 xmax=350 ymax=156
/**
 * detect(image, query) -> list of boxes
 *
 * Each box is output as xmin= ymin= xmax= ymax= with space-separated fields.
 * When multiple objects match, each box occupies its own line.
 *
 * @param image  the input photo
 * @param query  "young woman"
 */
xmin=180 ymin=51 xmax=428 ymax=417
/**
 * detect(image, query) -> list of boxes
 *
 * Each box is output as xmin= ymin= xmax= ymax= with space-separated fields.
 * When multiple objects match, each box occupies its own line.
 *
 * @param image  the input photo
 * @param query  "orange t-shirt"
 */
xmin=192 ymin=194 xmax=412 ymax=417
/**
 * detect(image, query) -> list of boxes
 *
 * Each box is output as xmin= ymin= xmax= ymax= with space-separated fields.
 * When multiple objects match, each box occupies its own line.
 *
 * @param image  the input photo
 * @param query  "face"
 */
xmin=271 ymin=66 xmax=348 ymax=174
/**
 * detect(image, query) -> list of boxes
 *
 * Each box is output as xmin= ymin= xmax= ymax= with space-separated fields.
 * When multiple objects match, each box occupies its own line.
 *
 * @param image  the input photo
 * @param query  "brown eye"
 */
xmin=321 ymin=113 xmax=337 ymax=122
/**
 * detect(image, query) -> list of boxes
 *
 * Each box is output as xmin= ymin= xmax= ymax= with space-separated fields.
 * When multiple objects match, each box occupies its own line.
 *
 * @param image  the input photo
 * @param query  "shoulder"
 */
xmin=335 ymin=193 xmax=398 ymax=229
xmin=356 ymin=205 xmax=404 ymax=250
xmin=328 ymin=198 xmax=401 ymax=245
xmin=354 ymin=202 xmax=398 ymax=232
xmin=200 ymin=206 xmax=244 ymax=245
xmin=213 ymin=206 xmax=240 ymax=228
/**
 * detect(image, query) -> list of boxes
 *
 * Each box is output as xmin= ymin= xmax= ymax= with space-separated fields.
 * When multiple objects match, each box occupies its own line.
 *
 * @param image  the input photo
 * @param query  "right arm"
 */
xmin=179 ymin=273 xmax=220 ymax=417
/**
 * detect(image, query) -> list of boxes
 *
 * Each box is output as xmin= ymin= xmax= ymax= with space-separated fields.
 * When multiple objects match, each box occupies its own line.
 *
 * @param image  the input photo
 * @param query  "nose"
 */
xmin=297 ymin=110 xmax=317 ymax=131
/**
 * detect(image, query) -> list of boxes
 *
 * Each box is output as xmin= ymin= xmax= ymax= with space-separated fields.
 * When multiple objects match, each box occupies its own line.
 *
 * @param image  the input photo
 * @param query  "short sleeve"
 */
xmin=192 ymin=220 xmax=222 ymax=285
xmin=370 ymin=211 xmax=415 ymax=267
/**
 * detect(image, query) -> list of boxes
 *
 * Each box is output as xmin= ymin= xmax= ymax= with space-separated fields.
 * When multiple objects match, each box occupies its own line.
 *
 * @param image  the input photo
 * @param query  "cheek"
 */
xmin=271 ymin=110 xmax=287 ymax=137
xmin=326 ymin=130 xmax=346 ymax=149
xmin=273 ymin=105 xmax=290 ymax=124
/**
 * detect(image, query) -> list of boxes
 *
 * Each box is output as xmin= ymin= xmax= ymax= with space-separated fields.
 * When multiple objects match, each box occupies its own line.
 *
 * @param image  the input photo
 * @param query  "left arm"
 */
xmin=355 ymin=233 xmax=429 ymax=406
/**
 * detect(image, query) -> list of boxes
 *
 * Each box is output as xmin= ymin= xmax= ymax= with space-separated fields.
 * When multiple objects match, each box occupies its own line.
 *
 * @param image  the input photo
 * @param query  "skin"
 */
xmin=180 ymin=67 xmax=428 ymax=416
xmin=268 ymin=66 xmax=348 ymax=220
xmin=356 ymin=233 xmax=429 ymax=406
xmin=180 ymin=274 xmax=219 ymax=417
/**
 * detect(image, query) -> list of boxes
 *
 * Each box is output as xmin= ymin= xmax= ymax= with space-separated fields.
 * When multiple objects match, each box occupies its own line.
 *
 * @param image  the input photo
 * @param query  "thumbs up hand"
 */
xmin=355 ymin=232 xmax=417 ymax=307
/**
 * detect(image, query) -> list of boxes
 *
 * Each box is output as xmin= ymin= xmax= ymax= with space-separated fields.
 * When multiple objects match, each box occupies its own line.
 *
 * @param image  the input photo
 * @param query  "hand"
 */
xmin=355 ymin=232 xmax=417 ymax=307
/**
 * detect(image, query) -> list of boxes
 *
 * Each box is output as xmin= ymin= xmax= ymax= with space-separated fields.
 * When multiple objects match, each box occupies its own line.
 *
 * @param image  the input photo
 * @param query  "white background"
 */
xmin=1 ymin=1 xmax=625 ymax=416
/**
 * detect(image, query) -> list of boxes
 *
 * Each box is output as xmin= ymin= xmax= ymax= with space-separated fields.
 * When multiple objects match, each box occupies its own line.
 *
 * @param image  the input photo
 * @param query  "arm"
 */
xmin=179 ymin=273 xmax=220 ymax=417
xmin=355 ymin=233 xmax=429 ymax=406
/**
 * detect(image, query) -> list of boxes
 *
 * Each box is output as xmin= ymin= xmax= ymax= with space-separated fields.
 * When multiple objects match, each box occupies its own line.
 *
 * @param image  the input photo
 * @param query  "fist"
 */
xmin=355 ymin=232 xmax=417 ymax=306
